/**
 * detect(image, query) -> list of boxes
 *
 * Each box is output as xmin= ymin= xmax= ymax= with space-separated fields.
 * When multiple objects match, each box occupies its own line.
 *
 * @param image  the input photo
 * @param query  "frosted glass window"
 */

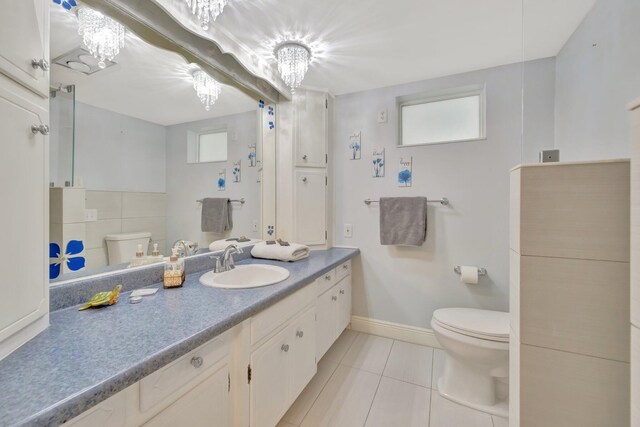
xmin=197 ymin=131 xmax=227 ymax=163
xmin=399 ymin=89 xmax=485 ymax=146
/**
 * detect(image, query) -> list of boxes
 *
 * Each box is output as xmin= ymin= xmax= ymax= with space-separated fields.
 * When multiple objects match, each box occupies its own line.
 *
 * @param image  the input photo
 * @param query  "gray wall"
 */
xmin=74 ymin=102 xmax=167 ymax=192
xmin=553 ymin=0 xmax=640 ymax=160
xmin=165 ymin=111 xmax=261 ymax=250
xmin=333 ymin=61 xmax=532 ymax=329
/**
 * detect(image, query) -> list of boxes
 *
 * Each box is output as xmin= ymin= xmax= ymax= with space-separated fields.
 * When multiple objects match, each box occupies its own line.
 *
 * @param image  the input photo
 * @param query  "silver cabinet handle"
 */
xmin=296 ymin=330 xmax=304 ymax=338
xmin=191 ymin=356 xmax=204 ymax=368
xmin=281 ymin=344 xmax=290 ymax=352
xmin=31 ymin=124 xmax=49 ymax=135
xmin=332 ymin=295 xmax=338 ymax=301
xmin=302 ymin=155 xmax=308 ymax=160
xmin=302 ymin=177 xmax=308 ymax=183
xmin=31 ymin=58 xmax=49 ymax=71
xmin=340 ymin=290 xmax=345 ymax=295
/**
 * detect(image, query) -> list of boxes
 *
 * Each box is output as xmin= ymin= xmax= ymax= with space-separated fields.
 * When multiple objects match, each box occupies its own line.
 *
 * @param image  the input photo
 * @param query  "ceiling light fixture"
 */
xmin=274 ymin=41 xmax=312 ymax=93
xmin=192 ymin=70 xmax=222 ymax=111
xmin=77 ymin=7 xmax=125 ymax=69
xmin=185 ymin=0 xmax=229 ymax=30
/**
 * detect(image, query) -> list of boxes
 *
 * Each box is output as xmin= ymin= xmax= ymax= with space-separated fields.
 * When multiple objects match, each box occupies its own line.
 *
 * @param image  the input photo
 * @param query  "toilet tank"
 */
xmin=105 ymin=232 xmax=152 ymax=265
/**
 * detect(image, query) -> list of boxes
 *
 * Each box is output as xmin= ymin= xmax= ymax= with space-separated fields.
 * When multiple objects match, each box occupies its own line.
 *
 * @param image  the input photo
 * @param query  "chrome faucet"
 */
xmin=172 ymin=240 xmax=199 ymax=257
xmin=216 ymin=244 xmax=244 ymax=272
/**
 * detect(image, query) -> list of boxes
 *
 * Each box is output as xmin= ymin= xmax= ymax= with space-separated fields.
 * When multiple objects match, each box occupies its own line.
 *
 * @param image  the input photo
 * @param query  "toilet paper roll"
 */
xmin=460 ymin=266 xmax=479 ymax=284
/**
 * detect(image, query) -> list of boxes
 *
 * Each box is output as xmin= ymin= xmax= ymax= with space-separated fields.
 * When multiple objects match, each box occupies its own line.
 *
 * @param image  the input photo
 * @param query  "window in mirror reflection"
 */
xmin=398 ymin=86 xmax=486 ymax=146
xmin=196 ymin=130 xmax=228 ymax=163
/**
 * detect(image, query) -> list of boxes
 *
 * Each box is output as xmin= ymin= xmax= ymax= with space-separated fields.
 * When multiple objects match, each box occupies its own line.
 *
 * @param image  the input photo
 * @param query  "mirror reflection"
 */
xmin=48 ymin=6 xmax=265 ymax=282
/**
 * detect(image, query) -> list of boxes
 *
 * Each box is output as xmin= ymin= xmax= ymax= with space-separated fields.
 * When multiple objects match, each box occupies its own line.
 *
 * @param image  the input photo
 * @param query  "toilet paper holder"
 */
xmin=454 ymin=266 xmax=487 ymax=276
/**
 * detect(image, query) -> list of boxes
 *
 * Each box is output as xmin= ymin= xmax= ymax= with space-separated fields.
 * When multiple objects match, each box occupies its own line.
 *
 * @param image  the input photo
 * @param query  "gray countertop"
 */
xmin=0 ymin=248 xmax=359 ymax=427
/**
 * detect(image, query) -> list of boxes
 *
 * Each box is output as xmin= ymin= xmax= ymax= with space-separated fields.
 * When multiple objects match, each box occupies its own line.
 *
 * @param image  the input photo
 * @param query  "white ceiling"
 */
xmin=51 ymin=0 xmax=597 ymax=124
xmin=214 ymin=0 xmax=597 ymax=95
xmin=50 ymin=7 xmax=257 ymax=126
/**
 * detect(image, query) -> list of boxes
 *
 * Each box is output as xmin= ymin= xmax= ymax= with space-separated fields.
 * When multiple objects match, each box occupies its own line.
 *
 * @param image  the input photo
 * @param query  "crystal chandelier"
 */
xmin=192 ymin=70 xmax=222 ymax=111
xmin=185 ymin=0 xmax=229 ymax=30
xmin=274 ymin=42 xmax=311 ymax=93
xmin=77 ymin=7 xmax=125 ymax=69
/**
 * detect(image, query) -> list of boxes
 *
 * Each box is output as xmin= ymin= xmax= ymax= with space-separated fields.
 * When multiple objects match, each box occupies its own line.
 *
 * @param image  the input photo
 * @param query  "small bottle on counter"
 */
xmin=147 ymin=243 xmax=164 ymax=264
xmin=129 ymin=244 xmax=147 ymax=268
xmin=164 ymin=248 xmax=185 ymax=288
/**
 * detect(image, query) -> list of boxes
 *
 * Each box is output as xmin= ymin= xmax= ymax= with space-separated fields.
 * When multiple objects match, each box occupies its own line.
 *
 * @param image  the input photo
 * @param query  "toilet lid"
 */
xmin=432 ymin=308 xmax=510 ymax=341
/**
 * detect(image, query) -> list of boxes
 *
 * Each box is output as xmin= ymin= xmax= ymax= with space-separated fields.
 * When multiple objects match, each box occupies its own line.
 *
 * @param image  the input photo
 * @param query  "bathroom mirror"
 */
xmin=521 ymin=0 xmax=640 ymax=164
xmin=48 ymin=4 xmax=274 ymax=283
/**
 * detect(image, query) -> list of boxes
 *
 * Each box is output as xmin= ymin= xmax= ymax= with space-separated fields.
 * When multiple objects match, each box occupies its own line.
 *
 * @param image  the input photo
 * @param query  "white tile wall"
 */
xmin=85 ymin=219 xmax=122 ymax=249
xmin=122 ymin=192 xmax=166 ymax=218
xmin=632 ymin=325 xmax=640 ymax=427
xmin=85 ymin=191 xmax=122 ymax=220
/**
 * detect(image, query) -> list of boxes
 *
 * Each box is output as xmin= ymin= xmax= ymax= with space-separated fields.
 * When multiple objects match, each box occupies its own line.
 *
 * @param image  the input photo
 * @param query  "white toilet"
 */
xmin=105 ymin=232 xmax=152 ymax=265
xmin=431 ymin=308 xmax=509 ymax=417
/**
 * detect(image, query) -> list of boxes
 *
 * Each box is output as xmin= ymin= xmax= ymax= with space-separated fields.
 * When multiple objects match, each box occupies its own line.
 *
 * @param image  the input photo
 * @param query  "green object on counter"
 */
xmin=78 ymin=284 xmax=123 ymax=311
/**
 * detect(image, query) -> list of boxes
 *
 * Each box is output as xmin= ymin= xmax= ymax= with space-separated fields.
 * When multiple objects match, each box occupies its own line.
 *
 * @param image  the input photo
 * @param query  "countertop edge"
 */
xmin=18 ymin=249 xmax=359 ymax=427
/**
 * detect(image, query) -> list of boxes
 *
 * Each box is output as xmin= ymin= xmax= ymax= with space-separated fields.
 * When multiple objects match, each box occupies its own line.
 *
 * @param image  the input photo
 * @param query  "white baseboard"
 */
xmin=349 ymin=315 xmax=441 ymax=348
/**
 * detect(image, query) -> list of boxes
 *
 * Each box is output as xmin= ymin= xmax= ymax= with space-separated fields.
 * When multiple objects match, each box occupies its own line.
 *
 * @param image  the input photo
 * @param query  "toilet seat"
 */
xmin=432 ymin=308 xmax=509 ymax=343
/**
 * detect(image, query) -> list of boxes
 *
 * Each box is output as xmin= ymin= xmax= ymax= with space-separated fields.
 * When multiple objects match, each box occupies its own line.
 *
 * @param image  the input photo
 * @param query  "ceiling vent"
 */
xmin=52 ymin=47 xmax=117 ymax=75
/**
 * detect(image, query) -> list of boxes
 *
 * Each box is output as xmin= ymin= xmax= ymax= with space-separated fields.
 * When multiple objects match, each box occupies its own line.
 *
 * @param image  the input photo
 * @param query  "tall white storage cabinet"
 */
xmin=0 ymin=0 xmax=50 ymax=360
xmin=629 ymin=99 xmax=640 ymax=427
xmin=277 ymin=89 xmax=333 ymax=248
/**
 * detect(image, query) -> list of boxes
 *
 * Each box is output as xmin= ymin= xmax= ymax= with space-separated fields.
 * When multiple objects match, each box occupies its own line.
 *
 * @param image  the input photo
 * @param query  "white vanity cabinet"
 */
xmin=294 ymin=169 xmax=327 ymax=245
xmin=316 ymin=261 xmax=352 ymax=360
xmin=249 ymin=287 xmax=317 ymax=427
xmin=0 ymin=0 xmax=50 ymax=361
xmin=294 ymin=90 xmax=328 ymax=168
xmin=0 ymin=0 xmax=50 ymax=97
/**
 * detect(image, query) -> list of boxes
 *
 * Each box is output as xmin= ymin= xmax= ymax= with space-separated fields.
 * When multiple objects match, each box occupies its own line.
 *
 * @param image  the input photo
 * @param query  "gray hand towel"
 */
xmin=201 ymin=198 xmax=233 ymax=233
xmin=379 ymin=197 xmax=427 ymax=246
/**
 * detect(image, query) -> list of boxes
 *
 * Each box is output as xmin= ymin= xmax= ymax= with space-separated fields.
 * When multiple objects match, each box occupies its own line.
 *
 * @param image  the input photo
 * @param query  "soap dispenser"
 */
xmin=148 ymin=243 xmax=163 ymax=263
xmin=129 ymin=244 xmax=147 ymax=268
xmin=164 ymin=248 xmax=185 ymax=288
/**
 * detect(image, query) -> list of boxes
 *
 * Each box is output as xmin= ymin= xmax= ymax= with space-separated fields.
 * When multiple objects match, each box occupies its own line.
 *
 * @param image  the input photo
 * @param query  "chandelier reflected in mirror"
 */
xmin=77 ymin=7 xmax=126 ymax=69
xmin=192 ymin=70 xmax=222 ymax=111
xmin=274 ymin=41 xmax=312 ymax=93
xmin=185 ymin=0 xmax=229 ymax=30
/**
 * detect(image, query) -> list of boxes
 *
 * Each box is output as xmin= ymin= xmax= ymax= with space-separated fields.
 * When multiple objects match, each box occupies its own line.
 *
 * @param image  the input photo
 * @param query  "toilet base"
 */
xmin=438 ymin=377 xmax=509 ymax=418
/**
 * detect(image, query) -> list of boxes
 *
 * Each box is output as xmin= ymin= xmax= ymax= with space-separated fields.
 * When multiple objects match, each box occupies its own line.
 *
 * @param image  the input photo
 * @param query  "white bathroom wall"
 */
xmin=165 ymin=111 xmax=261 ymax=251
xmin=522 ymin=57 xmax=556 ymax=164
xmin=74 ymin=102 xmax=167 ymax=192
xmin=49 ymin=93 xmax=74 ymax=187
xmin=554 ymin=0 xmax=640 ymax=161
xmin=332 ymin=61 xmax=544 ymax=329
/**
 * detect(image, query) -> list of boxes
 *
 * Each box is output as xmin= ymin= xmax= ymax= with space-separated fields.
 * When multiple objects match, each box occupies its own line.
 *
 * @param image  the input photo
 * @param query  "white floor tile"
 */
xmin=300 ymin=364 xmax=380 ymax=427
xmin=492 ymin=415 xmax=509 ymax=427
xmin=283 ymin=358 xmax=339 ymax=425
xmin=383 ymin=340 xmax=433 ymax=388
xmin=364 ymin=377 xmax=430 ymax=427
xmin=341 ymin=334 xmax=393 ymax=375
xmin=322 ymin=329 xmax=358 ymax=364
xmin=431 ymin=348 xmax=446 ymax=389
xmin=429 ymin=392 xmax=494 ymax=427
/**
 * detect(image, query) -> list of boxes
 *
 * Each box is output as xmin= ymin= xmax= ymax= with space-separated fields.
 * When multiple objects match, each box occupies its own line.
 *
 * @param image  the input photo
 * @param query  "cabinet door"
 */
xmin=294 ymin=169 xmax=326 ymax=245
xmin=290 ymin=306 xmax=317 ymax=400
xmin=295 ymin=90 xmax=327 ymax=167
xmin=0 ymin=79 xmax=48 ymax=344
xmin=316 ymin=287 xmax=338 ymax=360
xmin=250 ymin=326 xmax=290 ymax=427
xmin=337 ymin=276 xmax=352 ymax=333
xmin=0 ymin=0 xmax=49 ymax=97
xmin=144 ymin=365 xmax=230 ymax=427
xmin=66 ymin=390 xmax=127 ymax=427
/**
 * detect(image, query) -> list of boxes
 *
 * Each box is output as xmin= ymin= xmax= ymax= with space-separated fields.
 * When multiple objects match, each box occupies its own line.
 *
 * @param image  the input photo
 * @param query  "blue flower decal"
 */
xmin=268 ymin=121 xmax=275 ymax=130
xmin=258 ymin=100 xmax=265 ymax=108
xmin=267 ymin=225 xmax=275 ymax=236
xmin=49 ymin=240 xmax=85 ymax=279
xmin=248 ymin=151 xmax=256 ymax=164
xmin=398 ymin=169 xmax=412 ymax=186
xmin=268 ymin=106 xmax=275 ymax=116
xmin=53 ymin=0 xmax=77 ymax=10
xmin=217 ymin=177 xmax=226 ymax=190
xmin=232 ymin=166 xmax=241 ymax=183
xmin=349 ymin=141 xmax=361 ymax=160
xmin=373 ymin=158 xmax=385 ymax=177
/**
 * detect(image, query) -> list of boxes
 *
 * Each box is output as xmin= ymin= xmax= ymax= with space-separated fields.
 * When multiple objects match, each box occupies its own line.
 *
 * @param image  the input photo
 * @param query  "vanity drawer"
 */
xmin=335 ymin=260 xmax=351 ymax=282
xmin=315 ymin=269 xmax=336 ymax=296
xmin=139 ymin=331 xmax=230 ymax=413
xmin=251 ymin=284 xmax=315 ymax=345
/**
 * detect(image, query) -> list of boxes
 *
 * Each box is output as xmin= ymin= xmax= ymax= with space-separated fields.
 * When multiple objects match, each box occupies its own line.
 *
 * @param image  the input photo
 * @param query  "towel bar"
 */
xmin=196 ymin=198 xmax=245 ymax=204
xmin=364 ymin=197 xmax=449 ymax=206
xmin=453 ymin=266 xmax=487 ymax=276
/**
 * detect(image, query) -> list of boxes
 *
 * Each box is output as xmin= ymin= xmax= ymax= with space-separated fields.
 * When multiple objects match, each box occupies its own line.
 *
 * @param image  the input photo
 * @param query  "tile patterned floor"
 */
xmin=278 ymin=330 xmax=508 ymax=427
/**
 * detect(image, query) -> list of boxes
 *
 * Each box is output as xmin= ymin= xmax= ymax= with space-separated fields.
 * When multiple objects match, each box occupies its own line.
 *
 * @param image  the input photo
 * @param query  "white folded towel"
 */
xmin=209 ymin=238 xmax=262 ymax=252
xmin=250 ymin=241 xmax=310 ymax=262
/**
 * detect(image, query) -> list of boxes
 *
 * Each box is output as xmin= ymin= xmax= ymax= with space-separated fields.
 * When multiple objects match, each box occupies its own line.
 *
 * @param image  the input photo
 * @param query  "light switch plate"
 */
xmin=252 ymin=220 xmax=258 ymax=232
xmin=344 ymin=223 xmax=353 ymax=238
xmin=377 ymin=109 xmax=388 ymax=123
xmin=84 ymin=209 xmax=98 ymax=222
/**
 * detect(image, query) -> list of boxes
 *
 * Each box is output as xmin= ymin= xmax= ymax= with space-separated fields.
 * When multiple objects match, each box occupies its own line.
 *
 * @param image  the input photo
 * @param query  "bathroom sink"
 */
xmin=199 ymin=264 xmax=290 ymax=289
